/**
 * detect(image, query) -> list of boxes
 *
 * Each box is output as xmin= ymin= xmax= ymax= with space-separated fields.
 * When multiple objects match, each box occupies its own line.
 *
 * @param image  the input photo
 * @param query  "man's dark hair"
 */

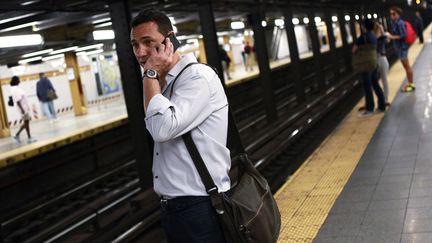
xmin=131 ymin=8 xmax=173 ymax=36
xmin=390 ymin=6 xmax=403 ymax=15
xmin=363 ymin=19 xmax=375 ymax=31
xmin=10 ymin=76 xmax=20 ymax=86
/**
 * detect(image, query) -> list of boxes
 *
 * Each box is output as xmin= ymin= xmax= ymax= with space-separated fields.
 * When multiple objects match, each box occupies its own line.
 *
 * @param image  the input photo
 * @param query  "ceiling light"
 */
xmin=367 ymin=14 xmax=372 ymax=19
xmin=75 ymin=43 xmax=104 ymax=52
xmin=18 ymin=56 xmax=42 ymax=64
xmin=303 ymin=17 xmax=310 ymax=24
xmin=261 ymin=21 xmax=267 ymax=27
xmin=93 ymin=30 xmax=115 ymax=40
xmin=373 ymin=13 xmax=378 ymax=18
xmin=345 ymin=15 xmax=351 ymax=21
xmin=21 ymin=0 xmax=40 ymax=5
xmin=292 ymin=18 xmax=300 ymax=25
xmin=86 ymin=49 xmax=104 ymax=56
xmin=92 ymin=18 xmax=110 ymax=24
xmin=42 ymin=54 xmax=64 ymax=61
xmin=0 ymin=34 xmax=43 ymax=48
xmin=332 ymin=16 xmax=338 ymax=22
xmin=0 ymin=21 xmax=39 ymax=33
xmin=94 ymin=22 xmax=112 ymax=28
xmin=230 ymin=21 xmax=245 ymax=30
xmin=355 ymin=15 xmax=360 ymax=20
xmin=22 ymin=49 xmax=54 ymax=58
xmin=50 ymin=46 xmax=78 ymax=55
xmin=0 ymin=12 xmax=41 ymax=25
xmin=275 ymin=19 xmax=285 ymax=27
xmin=314 ymin=17 xmax=322 ymax=23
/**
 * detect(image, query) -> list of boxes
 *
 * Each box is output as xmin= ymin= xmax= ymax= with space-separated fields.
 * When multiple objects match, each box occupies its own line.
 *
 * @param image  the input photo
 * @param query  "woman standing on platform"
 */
xmin=10 ymin=76 xmax=36 ymax=143
xmin=374 ymin=22 xmax=391 ymax=106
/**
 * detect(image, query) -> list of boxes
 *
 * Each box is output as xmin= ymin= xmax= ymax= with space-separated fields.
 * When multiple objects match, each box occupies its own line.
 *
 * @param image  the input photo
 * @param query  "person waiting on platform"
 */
xmin=10 ymin=76 xmax=36 ymax=143
xmin=374 ymin=21 xmax=391 ymax=107
xmin=353 ymin=19 xmax=386 ymax=117
xmin=219 ymin=45 xmax=232 ymax=80
xmin=386 ymin=6 xmax=414 ymax=92
xmin=244 ymin=41 xmax=254 ymax=71
xmin=415 ymin=11 xmax=424 ymax=44
xmin=36 ymin=72 xmax=58 ymax=122
xmin=130 ymin=8 xmax=229 ymax=243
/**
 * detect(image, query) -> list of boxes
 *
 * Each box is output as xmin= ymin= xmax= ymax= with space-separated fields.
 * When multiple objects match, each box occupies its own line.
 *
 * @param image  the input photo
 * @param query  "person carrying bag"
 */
xmin=352 ymin=35 xmax=377 ymax=73
xmin=171 ymin=62 xmax=281 ymax=243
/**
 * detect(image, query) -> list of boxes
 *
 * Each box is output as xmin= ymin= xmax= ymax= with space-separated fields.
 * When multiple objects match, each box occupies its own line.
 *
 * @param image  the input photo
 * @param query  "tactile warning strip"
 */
xmin=275 ymin=25 xmax=432 ymax=243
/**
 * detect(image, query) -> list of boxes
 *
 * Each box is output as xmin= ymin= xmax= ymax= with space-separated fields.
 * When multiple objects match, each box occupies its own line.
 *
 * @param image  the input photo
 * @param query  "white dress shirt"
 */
xmin=145 ymin=53 xmax=231 ymax=198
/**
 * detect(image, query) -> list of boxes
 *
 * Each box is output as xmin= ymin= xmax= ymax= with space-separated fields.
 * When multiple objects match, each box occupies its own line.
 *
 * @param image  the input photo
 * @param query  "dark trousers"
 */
xmin=418 ymin=31 xmax=424 ymax=43
xmin=361 ymin=69 xmax=386 ymax=112
xmin=160 ymin=196 xmax=226 ymax=243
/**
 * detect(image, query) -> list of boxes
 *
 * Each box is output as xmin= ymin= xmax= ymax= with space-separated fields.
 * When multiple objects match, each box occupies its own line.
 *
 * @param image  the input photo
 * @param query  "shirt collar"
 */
xmin=162 ymin=53 xmax=197 ymax=94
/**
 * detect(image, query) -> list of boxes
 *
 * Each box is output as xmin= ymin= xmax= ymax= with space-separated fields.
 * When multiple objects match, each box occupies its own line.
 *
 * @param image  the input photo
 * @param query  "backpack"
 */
xmin=405 ymin=21 xmax=416 ymax=45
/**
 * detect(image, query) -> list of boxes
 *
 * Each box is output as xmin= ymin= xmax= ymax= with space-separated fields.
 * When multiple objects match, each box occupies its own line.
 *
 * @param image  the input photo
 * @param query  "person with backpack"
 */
xmin=386 ymin=6 xmax=414 ymax=92
xmin=353 ymin=19 xmax=386 ymax=117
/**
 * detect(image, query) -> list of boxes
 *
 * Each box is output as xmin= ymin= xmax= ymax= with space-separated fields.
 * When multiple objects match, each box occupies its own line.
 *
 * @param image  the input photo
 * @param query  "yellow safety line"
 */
xmin=275 ymin=24 xmax=432 ymax=243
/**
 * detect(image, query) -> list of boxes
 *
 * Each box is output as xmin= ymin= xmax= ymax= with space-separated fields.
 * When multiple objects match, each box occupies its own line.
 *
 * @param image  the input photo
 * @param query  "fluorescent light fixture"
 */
xmin=94 ymin=22 xmax=112 ymax=28
xmin=0 ymin=34 xmax=43 ymax=48
xmin=21 ymin=0 xmax=40 ymax=5
xmin=292 ymin=18 xmax=300 ymax=25
xmin=75 ymin=43 xmax=104 ymax=52
xmin=42 ymin=54 xmax=64 ymax=61
xmin=173 ymin=25 xmax=178 ymax=34
xmin=92 ymin=17 xmax=110 ymax=24
xmin=367 ymin=14 xmax=372 ymax=19
xmin=261 ymin=21 xmax=267 ymax=27
xmin=345 ymin=15 xmax=351 ymax=21
xmin=50 ymin=46 xmax=78 ymax=55
xmin=355 ymin=15 xmax=360 ymax=20
xmin=0 ymin=12 xmax=41 ymax=25
xmin=332 ymin=16 xmax=338 ymax=22
xmin=0 ymin=21 xmax=39 ymax=33
xmin=18 ymin=56 xmax=42 ymax=64
xmin=373 ymin=13 xmax=378 ymax=18
xmin=169 ymin=17 xmax=176 ymax=25
xmin=93 ymin=30 xmax=115 ymax=40
xmin=314 ymin=17 xmax=322 ymax=23
xmin=230 ymin=21 xmax=245 ymax=30
xmin=275 ymin=19 xmax=285 ymax=27
xmin=303 ymin=17 xmax=310 ymax=24
xmin=22 ymin=49 xmax=53 ymax=58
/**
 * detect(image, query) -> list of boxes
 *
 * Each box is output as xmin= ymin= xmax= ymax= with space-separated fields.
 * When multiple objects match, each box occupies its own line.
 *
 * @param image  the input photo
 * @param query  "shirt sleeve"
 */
xmin=145 ymin=71 xmax=214 ymax=142
xmin=398 ymin=20 xmax=407 ymax=39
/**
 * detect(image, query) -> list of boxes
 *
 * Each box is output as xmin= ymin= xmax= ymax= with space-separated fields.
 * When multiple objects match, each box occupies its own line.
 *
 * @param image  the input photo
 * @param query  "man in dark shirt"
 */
xmin=36 ymin=72 xmax=58 ymax=121
xmin=415 ymin=11 xmax=424 ymax=44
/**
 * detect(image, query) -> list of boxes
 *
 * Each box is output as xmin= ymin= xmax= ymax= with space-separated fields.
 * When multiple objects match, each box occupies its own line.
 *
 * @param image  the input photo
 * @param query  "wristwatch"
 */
xmin=143 ymin=69 xmax=159 ymax=80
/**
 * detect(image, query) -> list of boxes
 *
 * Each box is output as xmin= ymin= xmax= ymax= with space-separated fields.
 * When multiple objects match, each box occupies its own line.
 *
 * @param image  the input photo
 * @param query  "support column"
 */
xmin=307 ymin=10 xmax=326 ymax=91
xmin=338 ymin=11 xmax=351 ymax=73
xmin=109 ymin=0 xmax=153 ymax=189
xmin=64 ymin=52 xmax=87 ymax=116
xmin=198 ymin=0 xmax=225 ymax=85
xmin=197 ymin=38 xmax=207 ymax=64
xmin=349 ymin=13 xmax=358 ymax=43
xmin=249 ymin=5 xmax=278 ymax=122
xmin=0 ymin=85 xmax=10 ymax=137
xmin=284 ymin=7 xmax=305 ymax=104
xmin=325 ymin=12 xmax=340 ymax=81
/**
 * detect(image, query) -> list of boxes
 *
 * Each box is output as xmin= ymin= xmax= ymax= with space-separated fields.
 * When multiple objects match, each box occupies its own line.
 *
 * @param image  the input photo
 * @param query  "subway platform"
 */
xmin=275 ymin=28 xmax=432 ymax=242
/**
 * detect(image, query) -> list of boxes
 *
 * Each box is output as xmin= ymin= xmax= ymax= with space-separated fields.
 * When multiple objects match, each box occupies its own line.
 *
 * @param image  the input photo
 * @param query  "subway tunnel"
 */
xmin=0 ymin=0 xmax=432 ymax=242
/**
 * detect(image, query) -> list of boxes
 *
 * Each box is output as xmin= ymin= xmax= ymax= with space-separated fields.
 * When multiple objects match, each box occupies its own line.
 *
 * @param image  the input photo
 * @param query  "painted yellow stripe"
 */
xmin=0 ymin=115 xmax=128 ymax=168
xmin=275 ymin=25 xmax=432 ymax=242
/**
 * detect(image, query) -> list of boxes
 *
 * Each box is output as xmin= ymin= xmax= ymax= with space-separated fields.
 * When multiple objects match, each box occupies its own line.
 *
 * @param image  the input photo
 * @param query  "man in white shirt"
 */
xmin=130 ymin=8 xmax=230 ymax=243
xmin=10 ymin=76 xmax=36 ymax=143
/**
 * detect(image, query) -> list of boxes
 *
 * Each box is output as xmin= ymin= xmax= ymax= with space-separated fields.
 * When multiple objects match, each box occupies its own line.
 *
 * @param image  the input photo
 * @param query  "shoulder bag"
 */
xmin=170 ymin=62 xmax=281 ymax=243
xmin=352 ymin=35 xmax=377 ymax=73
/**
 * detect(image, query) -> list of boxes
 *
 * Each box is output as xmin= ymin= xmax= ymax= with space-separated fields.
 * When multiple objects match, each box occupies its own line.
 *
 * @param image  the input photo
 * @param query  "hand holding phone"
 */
xmin=163 ymin=34 xmax=180 ymax=52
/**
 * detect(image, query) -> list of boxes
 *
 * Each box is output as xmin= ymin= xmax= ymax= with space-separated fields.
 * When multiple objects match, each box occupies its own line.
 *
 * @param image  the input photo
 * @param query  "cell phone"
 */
xmin=163 ymin=34 xmax=180 ymax=52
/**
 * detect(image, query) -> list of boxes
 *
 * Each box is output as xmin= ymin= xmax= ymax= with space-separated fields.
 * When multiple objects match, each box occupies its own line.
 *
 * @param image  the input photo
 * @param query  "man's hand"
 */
xmin=143 ymin=37 xmax=175 ymax=85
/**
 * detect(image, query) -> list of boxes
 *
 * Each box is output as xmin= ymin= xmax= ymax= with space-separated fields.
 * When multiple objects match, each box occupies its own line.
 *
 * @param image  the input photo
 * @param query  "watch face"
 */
xmin=147 ymin=70 xmax=156 ymax=77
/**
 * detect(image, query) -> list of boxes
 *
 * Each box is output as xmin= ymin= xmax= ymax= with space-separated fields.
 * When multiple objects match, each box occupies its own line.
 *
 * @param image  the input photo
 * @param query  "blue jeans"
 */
xmin=41 ymin=101 xmax=57 ymax=119
xmin=361 ymin=69 xmax=386 ymax=112
xmin=160 ymin=196 xmax=226 ymax=243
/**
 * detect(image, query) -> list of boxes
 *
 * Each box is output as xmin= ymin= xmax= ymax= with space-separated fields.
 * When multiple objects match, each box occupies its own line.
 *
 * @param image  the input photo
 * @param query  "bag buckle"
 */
xmin=207 ymin=186 xmax=218 ymax=194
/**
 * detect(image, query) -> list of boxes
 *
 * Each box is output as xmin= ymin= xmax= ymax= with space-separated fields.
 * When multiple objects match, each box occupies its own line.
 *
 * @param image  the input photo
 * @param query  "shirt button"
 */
xmin=155 ymin=176 xmax=158 ymax=179
xmin=156 ymin=152 xmax=159 ymax=156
